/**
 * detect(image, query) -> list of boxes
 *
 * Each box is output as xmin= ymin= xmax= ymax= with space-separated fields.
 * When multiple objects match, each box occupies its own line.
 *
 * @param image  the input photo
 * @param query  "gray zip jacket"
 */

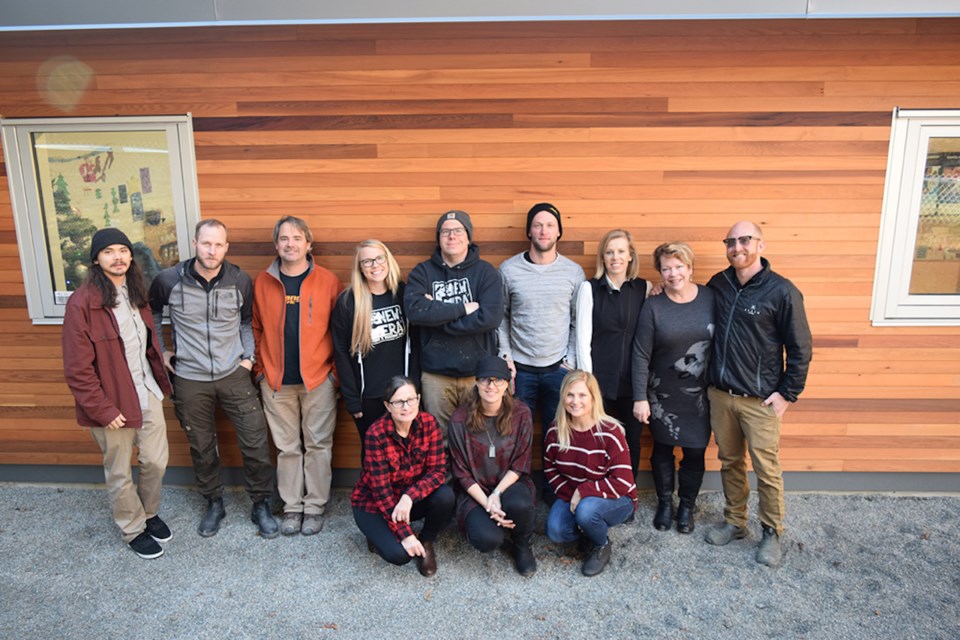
xmin=149 ymin=258 xmax=255 ymax=382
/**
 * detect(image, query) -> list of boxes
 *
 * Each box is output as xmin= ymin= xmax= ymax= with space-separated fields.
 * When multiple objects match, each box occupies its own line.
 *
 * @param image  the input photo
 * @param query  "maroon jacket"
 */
xmin=62 ymin=282 xmax=172 ymax=429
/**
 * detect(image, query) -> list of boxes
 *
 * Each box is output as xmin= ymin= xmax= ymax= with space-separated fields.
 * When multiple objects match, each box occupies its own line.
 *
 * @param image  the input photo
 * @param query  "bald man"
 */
xmin=703 ymin=221 xmax=812 ymax=568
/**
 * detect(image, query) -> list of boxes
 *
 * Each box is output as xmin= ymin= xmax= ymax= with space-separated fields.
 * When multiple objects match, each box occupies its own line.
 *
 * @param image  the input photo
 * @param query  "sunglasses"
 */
xmin=722 ymin=235 xmax=757 ymax=248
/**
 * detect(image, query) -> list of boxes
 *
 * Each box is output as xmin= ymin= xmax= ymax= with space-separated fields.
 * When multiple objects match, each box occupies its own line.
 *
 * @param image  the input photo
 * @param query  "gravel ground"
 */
xmin=1 ymin=483 xmax=958 ymax=640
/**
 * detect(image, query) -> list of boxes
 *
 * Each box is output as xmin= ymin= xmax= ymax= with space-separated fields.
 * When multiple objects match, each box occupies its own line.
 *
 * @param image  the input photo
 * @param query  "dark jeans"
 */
xmin=172 ymin=367 xmax=274 ymax=501
xmin=603 ymin=395 xmax=644 ymax=477
xmin=514 ymin=367 xmax=567 ymax=431
xmin=353 ymin=484 xmax=454 ymax=566
xmin=514 ymin=366 xmax=567 ymax=499
xmin=352 ymin=396 xmax=386 ymax=465
xmin=464 ymin=483 xmax=535 ymax=552
xmin=651 ymin=441 xmax=707 ymax=472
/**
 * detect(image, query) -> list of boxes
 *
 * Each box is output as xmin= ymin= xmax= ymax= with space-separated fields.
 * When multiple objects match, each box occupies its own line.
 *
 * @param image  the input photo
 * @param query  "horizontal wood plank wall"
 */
xmin=1 ymin=18 xmax=959 ymax=476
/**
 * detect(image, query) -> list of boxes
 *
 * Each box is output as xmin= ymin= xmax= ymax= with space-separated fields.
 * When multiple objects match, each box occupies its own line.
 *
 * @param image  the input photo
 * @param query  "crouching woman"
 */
xmin=448 ymin=356 xmax=537 ymax=576
xmin=544 ymin=370 xmax=637 ymax=576
xmin=351 ymin=376 xmax=454 ymax=577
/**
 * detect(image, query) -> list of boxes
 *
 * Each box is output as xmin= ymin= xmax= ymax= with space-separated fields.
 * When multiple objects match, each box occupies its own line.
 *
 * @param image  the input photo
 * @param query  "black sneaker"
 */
xmin=129 ymin=531 xmax=163 ymax=559
xmin=145 ymin=515 xmax=173 ymax=543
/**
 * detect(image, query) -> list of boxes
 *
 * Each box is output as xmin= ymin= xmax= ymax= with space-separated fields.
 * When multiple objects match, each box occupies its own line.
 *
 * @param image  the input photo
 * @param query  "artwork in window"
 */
xmin=31 ymin=130 xmax=180 ymax=301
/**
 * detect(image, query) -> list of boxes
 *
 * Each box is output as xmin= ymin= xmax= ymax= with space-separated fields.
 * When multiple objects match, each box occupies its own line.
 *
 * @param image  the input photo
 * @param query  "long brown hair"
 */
xmin=464 ymin=384 xmax=516 ymax=437
xmin=87 ymin=261 xmax=149 ymax=309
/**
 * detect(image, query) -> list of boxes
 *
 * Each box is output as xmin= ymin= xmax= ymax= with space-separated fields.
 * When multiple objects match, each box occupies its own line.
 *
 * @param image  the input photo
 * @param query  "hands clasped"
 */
xmin=485 ymin=493 xmax=515 ymax=529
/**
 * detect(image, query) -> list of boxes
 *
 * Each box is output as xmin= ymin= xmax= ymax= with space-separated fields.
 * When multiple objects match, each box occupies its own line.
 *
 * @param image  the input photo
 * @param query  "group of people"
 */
xmin=61 ymin=203 xmax=812 ymax=578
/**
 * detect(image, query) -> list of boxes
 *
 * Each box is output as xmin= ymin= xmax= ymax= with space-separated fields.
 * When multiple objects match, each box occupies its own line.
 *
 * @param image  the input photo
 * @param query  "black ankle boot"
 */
xmin=198 ymin=496 xmax=225 ymax=537
xmin=676 ymin=468 xmax=705 ymax=534
xmin=251 ymin=499 xmax=279 ymax=539
xmin=654 ymin=499 xmax=673 ymax=531
xmin=650 ymin=459 xmax=675 ymax=531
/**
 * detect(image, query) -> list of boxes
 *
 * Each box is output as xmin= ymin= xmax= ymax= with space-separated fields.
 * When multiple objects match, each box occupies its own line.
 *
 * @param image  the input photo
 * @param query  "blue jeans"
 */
xmin=514 ymin=367 xmax=567 ymax=430
xmin=546 ymin=495 xmax=634 ymax=547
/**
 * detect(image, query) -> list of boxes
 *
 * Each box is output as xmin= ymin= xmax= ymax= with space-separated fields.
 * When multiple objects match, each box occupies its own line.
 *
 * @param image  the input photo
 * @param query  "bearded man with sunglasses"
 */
xmin=703 ymin=220 xmax=812 ymax=568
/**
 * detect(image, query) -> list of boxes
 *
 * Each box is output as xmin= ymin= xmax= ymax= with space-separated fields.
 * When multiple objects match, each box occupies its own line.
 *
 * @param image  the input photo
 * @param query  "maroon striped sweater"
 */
xmin=543 ymin=420 xmax=638 ymax=508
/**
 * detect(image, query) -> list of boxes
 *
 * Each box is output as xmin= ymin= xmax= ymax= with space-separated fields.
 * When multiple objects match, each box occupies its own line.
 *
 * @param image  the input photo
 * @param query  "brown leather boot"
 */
xmin=417 ymin=541 xmax=437 ymax=577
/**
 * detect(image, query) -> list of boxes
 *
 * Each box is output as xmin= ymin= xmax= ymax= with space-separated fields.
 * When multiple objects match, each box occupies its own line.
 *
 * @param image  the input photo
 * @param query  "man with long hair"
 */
xmin=62 ymin=228 xmax=173 ymax=558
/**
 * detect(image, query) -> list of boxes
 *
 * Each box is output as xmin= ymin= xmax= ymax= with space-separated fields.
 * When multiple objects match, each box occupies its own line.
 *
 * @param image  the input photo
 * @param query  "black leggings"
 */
xmin=352 ymin=396 xmax=387 ymax=465
xmin=463 ymin=483 xmax=535 ymax=552
xmin=650 ymin=441 xmax=706 ymax=472
xmin=353 ymin=484 xmax=454 ymax=566
xmin=603 ymin=395 xmax=644 ymax=476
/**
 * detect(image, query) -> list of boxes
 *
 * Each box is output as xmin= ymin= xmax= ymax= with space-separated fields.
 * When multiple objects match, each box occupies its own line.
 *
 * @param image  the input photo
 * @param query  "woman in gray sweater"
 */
xmin=632 ymin=242 xmax=715 ymax=534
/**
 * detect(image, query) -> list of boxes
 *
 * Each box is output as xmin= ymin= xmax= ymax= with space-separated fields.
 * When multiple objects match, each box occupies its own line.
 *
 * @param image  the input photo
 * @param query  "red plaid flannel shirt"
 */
xmin=350 ymin=411 xmax=447 ymax=541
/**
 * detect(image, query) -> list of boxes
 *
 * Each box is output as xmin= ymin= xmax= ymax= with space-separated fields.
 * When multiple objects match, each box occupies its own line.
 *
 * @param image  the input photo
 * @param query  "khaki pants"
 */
xmin=261 ymin=377 xmax=337 ymax=515
xmin=89 ymin=393 xmax=168 ymax=543
xmin=419 ymin=371 xmax=475 ymax=442
xmin=708 ymin=386 xmax=785 ymax=535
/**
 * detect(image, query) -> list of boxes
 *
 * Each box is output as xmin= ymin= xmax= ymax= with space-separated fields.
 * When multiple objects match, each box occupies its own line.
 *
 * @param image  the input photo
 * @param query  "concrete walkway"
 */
xmin=1 ymin=483 xmax=958 ymax=639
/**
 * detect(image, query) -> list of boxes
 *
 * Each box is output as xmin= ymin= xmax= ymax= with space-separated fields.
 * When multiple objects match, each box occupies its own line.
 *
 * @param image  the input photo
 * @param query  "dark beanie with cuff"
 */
xmin=90 ymin=228 xmax=133 ymax=262
xmin=525 ymin=202 xmax=562 ymax=239
xmin=436 ymin=210 xmax=473 ymax=244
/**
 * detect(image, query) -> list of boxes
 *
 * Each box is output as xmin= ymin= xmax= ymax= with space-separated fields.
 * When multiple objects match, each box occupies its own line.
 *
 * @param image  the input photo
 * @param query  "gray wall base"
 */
xmin=0 ymin=465 xmax=957 ymax=493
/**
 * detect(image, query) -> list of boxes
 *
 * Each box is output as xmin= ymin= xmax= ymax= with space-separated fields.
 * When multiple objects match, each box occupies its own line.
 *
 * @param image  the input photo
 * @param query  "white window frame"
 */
xmin=1 ymin=115 xmax=201 ymax=324
xmin=871 ymin=108 xmax=960 ymax=326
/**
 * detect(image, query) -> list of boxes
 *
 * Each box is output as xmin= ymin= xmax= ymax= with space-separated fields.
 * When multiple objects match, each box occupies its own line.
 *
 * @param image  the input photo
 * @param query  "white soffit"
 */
xmin=0 ymin=0 xmax=957 ymax=31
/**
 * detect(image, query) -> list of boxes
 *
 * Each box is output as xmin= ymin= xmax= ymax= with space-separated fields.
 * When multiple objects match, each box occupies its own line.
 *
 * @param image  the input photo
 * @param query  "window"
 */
xmin=1 ymin=115 xmax=200 ymax=323
xmin=871 ymin=109 xmax=960 ymax=326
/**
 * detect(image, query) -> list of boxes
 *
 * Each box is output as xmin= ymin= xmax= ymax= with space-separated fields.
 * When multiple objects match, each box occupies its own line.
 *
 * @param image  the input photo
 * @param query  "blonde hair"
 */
xmin=653 ymin=241 xmax=695 ymax=272
xmin=347 ymin=239 xmax=402 ymax=357
xmin=553 ymin=370 xmax=622 ymax=451
xmin=594 ymin=229 xmax=639 ymax=281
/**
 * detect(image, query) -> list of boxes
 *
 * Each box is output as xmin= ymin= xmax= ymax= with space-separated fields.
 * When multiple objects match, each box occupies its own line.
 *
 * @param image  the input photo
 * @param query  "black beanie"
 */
xmin=436 ymin=210 xmax=473 ymax=244
xmin=526 ymin=202 xmax=562 ymax=239
xmin=90 ymin=228 xmax=133 ymax=262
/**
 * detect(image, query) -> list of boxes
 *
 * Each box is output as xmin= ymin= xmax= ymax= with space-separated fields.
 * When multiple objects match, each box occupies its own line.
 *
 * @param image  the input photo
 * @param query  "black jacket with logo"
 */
xmin=404 ymin=245 xmax=503 ymax=377
xmin=707 ymin=258 xmax=812 ymax=402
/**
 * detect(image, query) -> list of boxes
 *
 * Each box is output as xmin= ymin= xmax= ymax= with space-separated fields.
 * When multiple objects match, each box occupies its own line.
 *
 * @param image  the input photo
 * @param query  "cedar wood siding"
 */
xmin=1 ymin=18 xmax=959 ymax=475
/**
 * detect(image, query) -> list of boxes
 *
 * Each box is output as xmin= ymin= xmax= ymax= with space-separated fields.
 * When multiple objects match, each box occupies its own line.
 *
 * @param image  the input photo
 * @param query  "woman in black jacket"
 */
xmin=332 ymin=240 xmax=417 ymax=461
xmin=574 ymin=228 xmax=649 ymax=478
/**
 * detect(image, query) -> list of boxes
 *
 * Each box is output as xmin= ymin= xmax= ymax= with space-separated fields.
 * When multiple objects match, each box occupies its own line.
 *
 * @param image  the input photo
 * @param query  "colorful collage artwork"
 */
xmin=31 ymin=130 xmax=180 ymax=295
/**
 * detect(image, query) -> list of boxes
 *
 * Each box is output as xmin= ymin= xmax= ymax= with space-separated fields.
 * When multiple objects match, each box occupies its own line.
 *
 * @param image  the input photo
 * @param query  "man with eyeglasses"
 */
xmin=704 ymin=221 xmax=812 ymax=568
xmin=253 ymin=216 xmax=342 ymax=536
xmin=405 ymin=210 xmax=504 ymax=438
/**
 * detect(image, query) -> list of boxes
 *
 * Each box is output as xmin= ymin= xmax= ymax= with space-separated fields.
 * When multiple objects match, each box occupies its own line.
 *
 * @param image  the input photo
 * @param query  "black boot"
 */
xmin=512 ymin=532 xmax=537 ymax=577
xmin=197 ymin=496 xmax=225 ymax=537
xmin=251 ymin=499 xmax=279 ymax=539
xmin=676 ymin=468 xmax=705 ymax=534
xmin=651 ymin=460 xmax=675 ymax=532
xmin=582 ymin=541 xmax=612 ymax=577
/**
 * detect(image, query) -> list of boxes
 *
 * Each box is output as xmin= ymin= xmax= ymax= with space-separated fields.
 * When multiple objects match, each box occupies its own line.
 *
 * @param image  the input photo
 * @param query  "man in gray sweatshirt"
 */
xmin=498 ymin=203 xmax=585 ymax=495
xmin=150 ymin=219 xmax=278 ymax=540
